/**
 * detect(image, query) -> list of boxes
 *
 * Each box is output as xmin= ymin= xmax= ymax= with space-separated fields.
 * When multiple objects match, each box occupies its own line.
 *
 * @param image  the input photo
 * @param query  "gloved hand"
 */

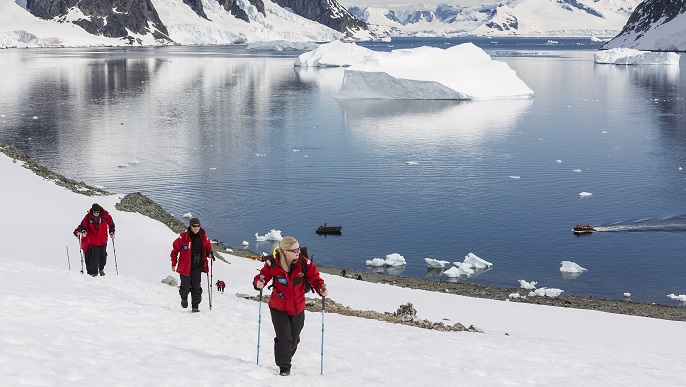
xmin=109 ymin=232 xmax=115 ymax=239
xmin=208 ymin=252 xmax=215 ymax=261
xmin=171 ymin=264 xmax=176 ymax=273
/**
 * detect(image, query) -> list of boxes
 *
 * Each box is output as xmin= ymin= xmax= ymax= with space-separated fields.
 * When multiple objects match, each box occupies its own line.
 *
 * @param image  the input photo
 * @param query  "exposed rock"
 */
xmin=272 ymin=0 xmax=370 ymax=38
xmin=161 ymin=275 xmax=179 ymax=287
xmin=26 ymin=0 xmax=172 ymax=44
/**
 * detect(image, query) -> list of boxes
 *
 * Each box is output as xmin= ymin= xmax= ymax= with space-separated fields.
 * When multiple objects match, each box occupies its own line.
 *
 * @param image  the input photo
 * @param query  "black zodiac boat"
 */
xmin=316 ymin=225 xmax=342 ymax=234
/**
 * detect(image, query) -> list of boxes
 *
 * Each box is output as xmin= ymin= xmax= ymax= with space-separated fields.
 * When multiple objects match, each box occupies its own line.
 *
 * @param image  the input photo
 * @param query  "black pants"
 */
xmin=179 ymin=268 xmax=203 ymax=307
xmin=85 ymin=244 xmax=107 ymax=274
xmin=270 ymin=309 xmax=305 ymax=370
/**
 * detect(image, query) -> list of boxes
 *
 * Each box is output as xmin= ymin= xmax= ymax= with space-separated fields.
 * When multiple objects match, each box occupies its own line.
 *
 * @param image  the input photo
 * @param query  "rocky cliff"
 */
xmin=603 ymin=0 xmax=686 ymax=51
xmin=272 ymin=0 xmax=368 ymax=38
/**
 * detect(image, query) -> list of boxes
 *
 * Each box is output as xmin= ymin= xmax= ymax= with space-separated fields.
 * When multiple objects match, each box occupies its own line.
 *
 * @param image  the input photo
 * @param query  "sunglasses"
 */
xmin=191 ymin=224 xmax=200 ymax=228
xmin=285 ymin=247 xmax=300 ymax=254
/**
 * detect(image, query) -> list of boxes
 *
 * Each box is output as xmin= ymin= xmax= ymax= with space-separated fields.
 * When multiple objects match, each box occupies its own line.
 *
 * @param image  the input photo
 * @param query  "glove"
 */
xmin=171 ymin=264 xmax=176 ymax=272
xmin=109 ymin=232 xmax=115 ymax=239
xmin=208 ymin=252 xmax=215 ymax=261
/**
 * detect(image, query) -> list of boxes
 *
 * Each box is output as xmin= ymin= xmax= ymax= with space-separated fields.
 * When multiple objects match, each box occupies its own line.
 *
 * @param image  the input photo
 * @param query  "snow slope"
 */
xmin=1 ymin=150 xmax=685 ymax=385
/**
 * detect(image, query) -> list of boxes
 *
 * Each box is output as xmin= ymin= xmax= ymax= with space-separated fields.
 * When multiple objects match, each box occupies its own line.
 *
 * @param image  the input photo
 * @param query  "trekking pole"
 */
xmin=207 ymin=257 xmax=213 ymax=311
xmin=78 ymin=235 xmax=84 ymax=274
xmin=256 ymin=274 xmax=264 ymax=365
xmin=112 ymin=238 xmax=119 ymax=275
xmin=66 ymin=246 xmax=71 ymax=271
xmin=320 ymin=284 xmax=327 ymax=375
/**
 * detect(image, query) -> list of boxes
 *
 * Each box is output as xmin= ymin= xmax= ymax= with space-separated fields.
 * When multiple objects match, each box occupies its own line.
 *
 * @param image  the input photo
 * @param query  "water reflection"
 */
xmin=337 ymin=98 xmax=532 ymax=147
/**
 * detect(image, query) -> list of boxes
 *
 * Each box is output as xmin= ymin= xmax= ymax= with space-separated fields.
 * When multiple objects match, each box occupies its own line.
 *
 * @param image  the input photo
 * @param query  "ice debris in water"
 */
xmin=667 ymin=294 xmax=686 ymax=302
xmin=528 ymin=288 xmax=564 ymax=297
xmin=579 ymin=192 xmax=593 ymax=197
xmin=519 ymin=280 xmax=537 ymax=289
xmin=366 ymin=253 xmax=406 ymax=267
xmin=255 ymin=230 xmax=283 ymax=241
xmin=560 ymin=261 xmax=587 ymax=273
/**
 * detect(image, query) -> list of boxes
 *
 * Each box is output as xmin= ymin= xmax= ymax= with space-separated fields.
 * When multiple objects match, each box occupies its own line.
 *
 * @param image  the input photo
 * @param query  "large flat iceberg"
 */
xmin=294 ymin=41 xmax=534 ymax=100
xmin=594 ymin=48 xmax=681 ymax=65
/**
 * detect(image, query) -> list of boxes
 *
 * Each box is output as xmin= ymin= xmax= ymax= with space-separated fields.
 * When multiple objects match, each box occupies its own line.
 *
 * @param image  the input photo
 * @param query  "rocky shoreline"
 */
xmin=2 ymin=143 xmax=685 ymax=322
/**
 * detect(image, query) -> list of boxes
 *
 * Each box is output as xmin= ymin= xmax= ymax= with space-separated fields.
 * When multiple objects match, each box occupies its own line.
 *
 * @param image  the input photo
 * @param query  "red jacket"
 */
xmin=253 ymin=252 xmax=325 ymax=316
xmin=76 ymin=208 xmax=115 ymax=247
xmin=170 ymin=228 xmax=213 ymax=276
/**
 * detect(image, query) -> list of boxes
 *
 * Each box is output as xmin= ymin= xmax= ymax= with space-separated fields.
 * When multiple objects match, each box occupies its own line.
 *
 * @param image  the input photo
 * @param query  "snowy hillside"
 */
xmin=349 ymin=0 xmax=641 ymax=37
xmin=602 ymin=0 xmax=686 ymax=51
xmin=2 ymin=147 xmax=686 ymax=384
xmin=0 ymin=0 xmax=371 ymax=48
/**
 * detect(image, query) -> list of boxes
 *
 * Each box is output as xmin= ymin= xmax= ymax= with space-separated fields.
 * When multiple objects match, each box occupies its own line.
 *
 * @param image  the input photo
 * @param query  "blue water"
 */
xmin=1 ymin=37 xmax=685 ymax=304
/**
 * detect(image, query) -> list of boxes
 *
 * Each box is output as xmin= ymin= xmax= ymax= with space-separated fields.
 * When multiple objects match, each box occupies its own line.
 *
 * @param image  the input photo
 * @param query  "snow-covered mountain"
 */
xmin=0 ymin=0 xmax=373 ymax=48
xmin=602 ymin=0 xmax=686 ymax=51
xmin=349 ymin=0 xmax=642 ymax=37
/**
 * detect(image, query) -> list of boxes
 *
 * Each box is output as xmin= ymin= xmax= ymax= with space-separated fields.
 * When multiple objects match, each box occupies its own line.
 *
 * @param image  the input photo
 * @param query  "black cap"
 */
xmin=189 ymin=218 xmax=200 ymax=226
xmin=91 ymin=203 xmax=102 ymax=212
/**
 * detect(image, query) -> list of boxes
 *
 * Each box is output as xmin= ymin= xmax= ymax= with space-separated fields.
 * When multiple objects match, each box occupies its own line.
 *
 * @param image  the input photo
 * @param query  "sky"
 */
xmin=1 ymin=149 xmax=686 ymax=385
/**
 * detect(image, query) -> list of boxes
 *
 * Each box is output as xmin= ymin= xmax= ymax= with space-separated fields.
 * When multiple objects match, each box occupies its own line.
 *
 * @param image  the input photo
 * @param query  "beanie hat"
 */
xmin=91 ymin=203 xmax=102 ymax=212
xmin=189 ymin=218 xmax=201 ymax=226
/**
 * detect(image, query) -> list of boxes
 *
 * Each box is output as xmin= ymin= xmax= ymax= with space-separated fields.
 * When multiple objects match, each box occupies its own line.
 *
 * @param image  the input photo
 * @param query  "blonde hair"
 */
xmin=276 ymin=236 xmax=299 ymax=272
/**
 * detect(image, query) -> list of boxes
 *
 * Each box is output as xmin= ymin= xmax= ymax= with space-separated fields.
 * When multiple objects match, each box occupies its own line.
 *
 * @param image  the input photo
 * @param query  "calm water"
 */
xmin=1 ymin=37 xmax=685 ymax=304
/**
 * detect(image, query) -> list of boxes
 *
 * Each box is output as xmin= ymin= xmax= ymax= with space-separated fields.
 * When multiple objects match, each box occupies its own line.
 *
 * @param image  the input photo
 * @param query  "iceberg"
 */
xmin=594 ymin=48 xmax=680 ymax=65
xmin=255 ymin=230 xmax=283 ymax=242
xmin=246 ymin=40 xmax=320 ymax=52
xmin=518 ymin=280 xmax=537 ymax=290
xmin=463 ymin=253 xmax=493 ymax=269
xmin=366 ymin=253 xmax=406 ymax=267
xmin=295 ymin=41 xmax=533 ymax=100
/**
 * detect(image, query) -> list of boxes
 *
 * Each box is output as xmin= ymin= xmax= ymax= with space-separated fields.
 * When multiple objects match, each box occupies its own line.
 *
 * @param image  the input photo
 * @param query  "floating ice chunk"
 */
xmin=451 ymin=262 xmax=475 ymax=275
xmin=519 ymin=280 xmax=537 ymax=290
xmin=255 ymin=230 xmax=283 ymax=241
xmin=242 ymin=241 xmax=249 ymax=246
xmin=508 ymin=293 xmax=521 ymax=299
xmin=209 ymin=167 xmax=217 ymax=170
xmin=594 ymin=48 xmax=680 ymax=65
xmin=579 ymin=192 xmax=593 ymax=197
xmin=560 ymin=261 xmax=587 ymax=273
xmin=366 ymin=258 xmax=386 ymax=267
xmin=463 ymin=252 xmax=493 ymax=269
xmin=406 ymin=161 xmax=418 ymax=165
xmin=182 ymin=212 xmax=192 ymax=219
xmin=509 ymin=176 xmax=520 ymax=179
xmin=555 ymin=160 xmax=562 ymax=164
xmin=93 ymin=184 xmax=105 ymax=189
xmin=0 ymin=115 xmax=5 ymax=118
xmin=572 ymin=169 xmax=582 ymax=173
xmin=443 ymin=266 xmax=462 ymax=277
xmin=667 ymin=294 xmax=686 ymax=302
xmin=425 ymin=257 xmax=450 ymax=268
xmin=384 ymin=253 xmax=406 ymax=266
xmin=128 ymin=160 xmax=140 ymax=164
xmin=32 ymin=116 xmax=38 ymax=119
xmin=528 ymin=287 xmax=564 ymax=297
xmin=624 ymin=292 xmax=631 ymax=298
xmin=293 ymin=149 xmax=300 ymax=152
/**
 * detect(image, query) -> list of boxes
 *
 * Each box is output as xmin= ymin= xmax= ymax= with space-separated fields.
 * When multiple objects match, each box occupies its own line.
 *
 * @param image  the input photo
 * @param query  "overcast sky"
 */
xmin=337 ymin=1 xmax=495 ymax=8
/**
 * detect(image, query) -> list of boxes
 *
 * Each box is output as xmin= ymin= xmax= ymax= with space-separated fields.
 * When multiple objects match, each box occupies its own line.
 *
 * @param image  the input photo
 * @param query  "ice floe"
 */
xmin=255 ymin=230 xmax=283 ymax=242
xmin=594 ymin=48 xmax=680 ymax=65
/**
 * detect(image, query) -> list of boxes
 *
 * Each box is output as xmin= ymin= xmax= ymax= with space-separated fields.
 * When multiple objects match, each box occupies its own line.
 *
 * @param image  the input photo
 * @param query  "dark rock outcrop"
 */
xmin=602 ymin=0 xmax=686 ymax=51
xmin=26 ymin=0 xmax=172 ymax=44
xmin=272 ymin=0 xmax=369 ymax=38
xmin=184 ymin=0 xmax=208 ymax=20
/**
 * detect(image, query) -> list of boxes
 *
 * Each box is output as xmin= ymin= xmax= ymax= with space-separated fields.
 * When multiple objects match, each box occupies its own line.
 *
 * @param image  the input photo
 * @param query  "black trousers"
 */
xmin=270 ymin=308 xmax=305 ymax=370
xmin=179 ymin=268 xmax=203 ymax=307
xmin=85 ymin=243 xmax=107 ymax=274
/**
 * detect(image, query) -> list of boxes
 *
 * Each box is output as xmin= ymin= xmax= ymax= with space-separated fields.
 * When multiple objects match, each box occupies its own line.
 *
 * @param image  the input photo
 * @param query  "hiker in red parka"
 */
xmin=171 ymin=218 xmax=214 ymax=313
xmin=253 ymin=236 xmax=328 ymax=376
xmin=74 ymin=203 xmax=115 ymax=277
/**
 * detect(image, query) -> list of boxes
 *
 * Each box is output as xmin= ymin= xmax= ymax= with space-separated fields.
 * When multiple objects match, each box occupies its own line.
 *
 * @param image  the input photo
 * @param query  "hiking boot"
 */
xmin=99 ymin=270 xmax=105 ymax=276
xmin=192 ymin=307 xmax=200 ymax=313
xmin=279 ymin=367 xmax=290 ymax=376
xmin=90 ymin=273 xmax=97 ymax=277
xmin=181 ymin=298 xmax=188 ymax=308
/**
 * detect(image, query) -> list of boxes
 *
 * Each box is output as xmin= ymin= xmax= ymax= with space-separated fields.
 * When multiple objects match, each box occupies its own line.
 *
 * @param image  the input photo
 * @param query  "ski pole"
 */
xmin=210 ymin=257 xmax=213 ymax=309
xmin=256 ymin=274 xmax=264 ymax=365
xmin=321 ymin=284 xmax=326 ymax=375
xmin=78 ymin=235 xmax=84 ymax=274
xmin=66 ymin=246 xmax=71 ymax=270
xmin=112 ymin=238 xmax=119 ymax=275
xmin=207 ymin=257 xmax=213 ymax=311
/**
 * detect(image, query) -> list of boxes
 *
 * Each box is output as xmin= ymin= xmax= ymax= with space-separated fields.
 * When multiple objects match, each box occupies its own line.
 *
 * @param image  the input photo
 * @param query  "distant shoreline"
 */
xmin=2 ymin=142 xmax=685 ymax=322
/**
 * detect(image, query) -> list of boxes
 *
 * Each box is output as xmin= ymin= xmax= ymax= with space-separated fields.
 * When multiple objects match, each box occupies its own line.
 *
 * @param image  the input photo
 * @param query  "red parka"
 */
xmin=76 ymin=208 xmax=115 ymax=247
xmin=170 ymin=228 xmax=213 ymax=276
xmin=253 ymin=252 xmax=325 ymax=316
